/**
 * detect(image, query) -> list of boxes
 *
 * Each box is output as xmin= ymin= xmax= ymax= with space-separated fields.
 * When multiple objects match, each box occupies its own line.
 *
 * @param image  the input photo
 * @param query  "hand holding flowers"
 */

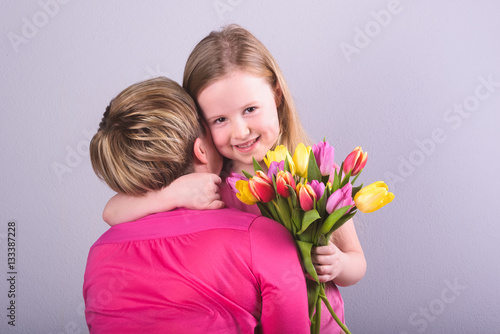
xmin=228 ymin=140 xmax=394 ymax=333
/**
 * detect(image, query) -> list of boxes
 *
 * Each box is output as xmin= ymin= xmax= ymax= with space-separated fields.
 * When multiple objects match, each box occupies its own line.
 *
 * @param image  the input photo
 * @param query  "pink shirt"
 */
xmin=83 ymin=208 xmax=309 ymax=334
xmin=221 ymin=181 xmax=345 ymax=333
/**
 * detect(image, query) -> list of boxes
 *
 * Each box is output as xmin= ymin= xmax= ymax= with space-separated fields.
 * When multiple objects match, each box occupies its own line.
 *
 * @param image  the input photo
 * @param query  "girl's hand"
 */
xmin=309 ymin=240 xmax=345 ymax=283
xmin=103 ymin=173 xmax=224 ymax=226
xmin=169 ymin=173 xmax=224 ymax=210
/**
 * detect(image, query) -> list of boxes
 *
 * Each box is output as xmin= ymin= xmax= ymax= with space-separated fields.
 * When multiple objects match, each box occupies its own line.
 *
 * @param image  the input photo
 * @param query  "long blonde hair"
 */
xmin=90 ymin=77 xmax=203 ymax=196
xmin=183 ymin=24 xmax=311 ymax=151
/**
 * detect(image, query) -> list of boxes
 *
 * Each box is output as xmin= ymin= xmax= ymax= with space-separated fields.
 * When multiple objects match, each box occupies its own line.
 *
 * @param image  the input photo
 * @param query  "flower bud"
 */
xmin=326 ymin=183 xmax=355 ymax=214
xmin=293 ymin=143 xmax=311 ymax=178
xmin=343 ymin=146 xmax=368 ymax=176
xmin=296 ymin=183 xmax=316 ymax=211
xmin=263 ymin=145 xmax=295 ymax=175
xmin=354 ymin=181 xmax=394 ymax=213
xmin=312 ymin=141 xmax=335 ymax=176
xmin=248 ymin=170 xmax=275 ymax=203
xmin=276 ymin=170 xmax=296 ymax=198
xmin=235 ymin=180 xmax=258 ymax=205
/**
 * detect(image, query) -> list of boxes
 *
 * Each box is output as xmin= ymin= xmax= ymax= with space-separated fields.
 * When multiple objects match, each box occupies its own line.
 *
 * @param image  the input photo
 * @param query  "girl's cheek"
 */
xmin=210 ymin=128 xmax=228 ymax=146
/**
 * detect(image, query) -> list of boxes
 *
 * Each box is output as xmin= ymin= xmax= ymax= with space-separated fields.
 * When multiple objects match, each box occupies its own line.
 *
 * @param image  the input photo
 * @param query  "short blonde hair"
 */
xmin=183 ymin=24 xmax=311 ymax=151
xmin=90 ymin=77 xmax=203 ymax=196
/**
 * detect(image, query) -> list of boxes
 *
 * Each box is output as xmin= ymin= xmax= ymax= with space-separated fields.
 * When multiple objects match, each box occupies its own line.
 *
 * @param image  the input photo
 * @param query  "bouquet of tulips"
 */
xmin=227 ymin=140 xmax=394 ymax=334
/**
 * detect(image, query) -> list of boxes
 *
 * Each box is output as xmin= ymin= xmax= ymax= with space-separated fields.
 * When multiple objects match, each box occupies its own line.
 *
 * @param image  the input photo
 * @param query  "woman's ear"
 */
xmin=193 ymin=137 xmax=209 ymax=166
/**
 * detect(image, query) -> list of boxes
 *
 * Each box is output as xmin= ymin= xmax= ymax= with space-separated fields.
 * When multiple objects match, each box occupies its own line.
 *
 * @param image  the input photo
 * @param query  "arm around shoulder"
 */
xmin=102 ymin=172 xmax=224 ymax=226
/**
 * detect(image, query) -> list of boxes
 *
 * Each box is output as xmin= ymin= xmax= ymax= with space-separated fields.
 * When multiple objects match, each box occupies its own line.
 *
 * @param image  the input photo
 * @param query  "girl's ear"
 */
xmin=274 ymin=80 xmax=283 ymax=107
xmin=193 ymin=137 xmax=209 ymax=166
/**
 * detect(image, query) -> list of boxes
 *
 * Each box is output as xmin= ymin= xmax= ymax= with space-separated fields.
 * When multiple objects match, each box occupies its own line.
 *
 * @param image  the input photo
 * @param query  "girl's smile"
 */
xmin=198 ymin=70 xmax=280 ymax=172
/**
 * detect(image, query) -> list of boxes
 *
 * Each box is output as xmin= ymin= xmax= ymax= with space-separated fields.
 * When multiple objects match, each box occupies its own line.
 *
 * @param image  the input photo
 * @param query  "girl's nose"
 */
xmin=232 ymin=119 xmax=250 ymax=140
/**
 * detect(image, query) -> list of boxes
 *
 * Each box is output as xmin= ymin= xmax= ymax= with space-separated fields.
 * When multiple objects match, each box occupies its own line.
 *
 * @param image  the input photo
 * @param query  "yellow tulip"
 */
xmin=235 ymin=180 xmax=259 ymax=205
xmin=263 ymin=145 xmax=295 ymax=175
xmin=354 ymin=181 xmax=394 ymax=213
xmin=293 ymin=143 xmax=311 ymax=178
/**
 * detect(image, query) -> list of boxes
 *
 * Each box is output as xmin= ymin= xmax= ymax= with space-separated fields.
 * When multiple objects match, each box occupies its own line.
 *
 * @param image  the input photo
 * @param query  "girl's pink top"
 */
xmin=83 ymin=208 xmax=310 ymax=334
xmin=221 ymin=181 xmax=345 ymax=333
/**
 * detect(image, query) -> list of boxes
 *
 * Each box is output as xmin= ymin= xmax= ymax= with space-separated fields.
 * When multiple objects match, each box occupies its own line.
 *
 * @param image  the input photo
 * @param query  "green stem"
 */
xmin=319 ymin=284 xmax=351 ymax=334
xmin=313 ymin=290 xmax=322 ymax=334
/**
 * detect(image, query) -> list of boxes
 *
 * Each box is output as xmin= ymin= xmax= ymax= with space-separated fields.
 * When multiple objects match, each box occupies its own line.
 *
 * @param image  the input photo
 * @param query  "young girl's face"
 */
xmin=197 ymin=70 xmax=280 ymax=171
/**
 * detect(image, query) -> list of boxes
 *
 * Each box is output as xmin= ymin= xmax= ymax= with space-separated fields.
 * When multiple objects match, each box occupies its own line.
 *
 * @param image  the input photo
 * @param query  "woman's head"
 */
xmin=183 ymin=24 xmax=310 ymax=155
xmin=90 ymin=77 xmax=204 ymax=196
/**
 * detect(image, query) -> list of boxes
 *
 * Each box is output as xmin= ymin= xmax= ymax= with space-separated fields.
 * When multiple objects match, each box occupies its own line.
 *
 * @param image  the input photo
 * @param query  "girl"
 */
xmin=103 ymin=24 xmax=366 ymax=333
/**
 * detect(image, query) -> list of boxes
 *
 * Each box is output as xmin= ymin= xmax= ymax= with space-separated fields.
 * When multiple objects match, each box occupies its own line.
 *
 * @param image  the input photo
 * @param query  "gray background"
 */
xmin=1 ymin=0 xmax=499 ymax=333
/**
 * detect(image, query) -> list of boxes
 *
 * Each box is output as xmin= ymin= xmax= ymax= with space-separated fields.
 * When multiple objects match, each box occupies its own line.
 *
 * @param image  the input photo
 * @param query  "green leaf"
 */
xmin=296 ymin=240 xmax=319 ymax=283
xmin=242 ymin=170 xmax=253 ymax=179
xmin=333 ymin=168 xmax=340 ymax=191
xmin=307 ymin=150 xmax=322 ymax=182
xmin=276 ymin=197 xmax=292 ymax=231
xmin=319 ymin=205 xmax=352 ymax=235
xmin=287 ymin=184 xmax=297 ymax=207
xmin=284 ymin=156 xmax=290 ymax=173
xmin=256 ymin=202 xmax=273 ymax=220
xmin=325 ymin=211 xmax=356 ymax=242
xmin=266 ymin=201 xmax=281 ymax=222
xmin=253 ymin=157 xmax=263 ymax=172
xmin=298 ymin=224 xmax=314 ymax=243
xmin=352 ymin=183 xmax=363 ymax=198
xmin=316 ymin=187 xmax=328 ymax=218
xmin=291 ymin=208 xmax=303 ymax=231
xmin=351 ymin=170 xmax=362 ymax=185
xmin=340 ymin=169 xmax=352 ymax=188
xmin=297 ymin=210 xmax=320 ymax=235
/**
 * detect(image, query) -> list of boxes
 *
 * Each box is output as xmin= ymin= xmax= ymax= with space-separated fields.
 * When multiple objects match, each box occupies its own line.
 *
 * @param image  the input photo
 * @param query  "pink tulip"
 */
xmin=309 ymin=180 xmax=325 ymax=200
xmin=296 ymin=183 xmax=316 ymax=211
xmin=226 ymin=173 xmax=248 ymax=193
xmin=312 ymin=141 xmax=335 ymax=176
xmin=249 ymin=171 xmax=275 ymax=203
xmin=276 ymin=170 xmax=296 ymax=198
xmin=343 ymin=147 xmax=368 ymax=176
xmin=326 ymin=183 xmax=355 ymax=214
xmin=267 ymin=160 xmax=285 ymax=179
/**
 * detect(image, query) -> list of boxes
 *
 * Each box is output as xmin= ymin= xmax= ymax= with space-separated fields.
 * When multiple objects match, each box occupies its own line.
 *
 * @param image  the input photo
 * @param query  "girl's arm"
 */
xmin=310 ymin=219 xmax=366 ymax=287
xmin=103 ymin=173 xmax=224 ymax=226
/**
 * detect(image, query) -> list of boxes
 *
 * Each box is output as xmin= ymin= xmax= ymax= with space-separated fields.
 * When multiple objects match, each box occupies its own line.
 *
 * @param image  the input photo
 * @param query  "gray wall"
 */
xmin=1 ymin=1 xmax=499 ymax=333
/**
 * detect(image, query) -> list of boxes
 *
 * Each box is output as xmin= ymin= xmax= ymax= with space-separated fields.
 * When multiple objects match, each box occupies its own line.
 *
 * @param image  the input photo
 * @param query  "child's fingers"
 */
xmin=205 ymin=200 xmax=225 ymax=210
xmin=312 ymin=254 xmax=334 ymax=266
xmin=311 ymin=243 xmax=337 ymax=255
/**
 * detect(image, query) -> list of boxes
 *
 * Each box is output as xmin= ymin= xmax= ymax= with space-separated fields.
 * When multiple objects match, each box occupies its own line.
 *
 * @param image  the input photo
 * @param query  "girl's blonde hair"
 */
xmin=90 ymin=77 xmax=203 ymax=196
xmin=183 ymin=24 xmax=311 ymax=151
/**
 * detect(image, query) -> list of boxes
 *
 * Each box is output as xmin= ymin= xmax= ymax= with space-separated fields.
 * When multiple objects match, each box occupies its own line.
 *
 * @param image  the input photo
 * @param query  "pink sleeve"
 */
xmin=249 ymin=217 xmax=310 ymax=333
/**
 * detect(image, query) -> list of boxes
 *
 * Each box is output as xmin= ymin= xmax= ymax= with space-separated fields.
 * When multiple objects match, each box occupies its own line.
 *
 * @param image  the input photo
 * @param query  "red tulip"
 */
xmin=249 ymin=171 xmax=275 ymax=203
xmin=296 ymin=183 xmax=316 ymax=211
xmin=343 ymin=147 xmax=368 ymax=176
xmin=276 ymin=170 xmax=296 ymax=198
